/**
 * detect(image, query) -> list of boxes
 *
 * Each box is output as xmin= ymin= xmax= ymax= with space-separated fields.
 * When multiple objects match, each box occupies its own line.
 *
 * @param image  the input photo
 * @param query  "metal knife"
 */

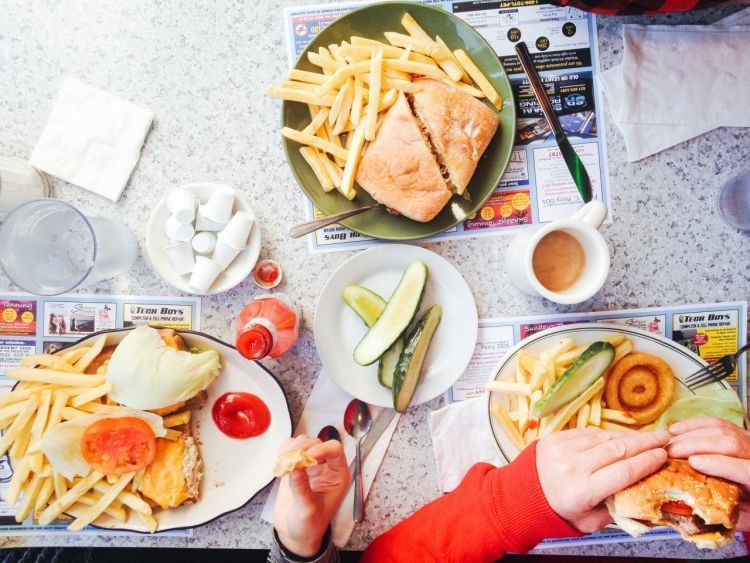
xmin=347 ymin=408 xmax=398 ymax=480
xmin=514 ymin=41 xmax=593 ymax=203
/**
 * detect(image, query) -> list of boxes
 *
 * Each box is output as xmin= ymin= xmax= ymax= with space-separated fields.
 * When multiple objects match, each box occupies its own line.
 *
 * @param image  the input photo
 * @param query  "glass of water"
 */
xmin=0 ymin=199 xmax=138 ymax=295
xmin=718 ymin=171 xmax=750 ymax=231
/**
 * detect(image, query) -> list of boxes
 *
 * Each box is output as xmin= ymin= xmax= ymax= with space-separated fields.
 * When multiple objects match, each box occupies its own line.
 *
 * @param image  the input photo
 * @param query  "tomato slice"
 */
xmin=81 ymin=417 xmax=156 ymax=476
xmin=212 ymin=392 xmax=271 ymax=439
xmin=661 ymin=501 xmax=693 ymax=517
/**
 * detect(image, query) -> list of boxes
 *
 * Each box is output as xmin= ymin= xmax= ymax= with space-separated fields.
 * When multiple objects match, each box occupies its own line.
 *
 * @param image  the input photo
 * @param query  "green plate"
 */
xmin=282 ymin=1 xmax=516 ymax=241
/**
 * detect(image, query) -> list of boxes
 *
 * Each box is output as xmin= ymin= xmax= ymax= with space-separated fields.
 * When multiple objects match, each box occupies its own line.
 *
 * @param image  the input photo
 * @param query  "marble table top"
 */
xmin=1 ymin=0 xmax=748 ymax=557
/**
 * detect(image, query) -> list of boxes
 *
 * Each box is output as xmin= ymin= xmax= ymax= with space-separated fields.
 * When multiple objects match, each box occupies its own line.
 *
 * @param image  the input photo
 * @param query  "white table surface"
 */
xmin=1 ymin=0 xmax=749 ymax=557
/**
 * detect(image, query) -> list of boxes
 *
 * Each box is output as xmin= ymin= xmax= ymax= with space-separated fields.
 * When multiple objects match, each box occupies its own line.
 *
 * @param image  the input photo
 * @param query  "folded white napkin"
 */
xmin=429 ymin=396 xmax=504 ymax=493
xmin=600 ymin=8 xmax=750 ymax=161
xmin=261 ymin=372 xmax=400 ymax=547
xmin=29 ymin=78 xmax=154 ymax=201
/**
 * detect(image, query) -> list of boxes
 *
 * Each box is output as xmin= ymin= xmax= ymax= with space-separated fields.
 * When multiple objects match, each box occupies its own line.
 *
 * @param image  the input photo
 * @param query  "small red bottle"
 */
xmin=236 ymin=294 xmax=299 ymax=360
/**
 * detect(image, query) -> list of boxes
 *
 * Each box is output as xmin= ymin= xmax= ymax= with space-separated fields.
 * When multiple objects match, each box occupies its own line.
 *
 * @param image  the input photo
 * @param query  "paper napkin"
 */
xmin=429 ymin=396 xmax=504 ymax=493
xmin=600 ymin=7 xmax=750 ymax=161
xmin=29 ymin=78 xmax=154 ymax=201
xmin=261 ymin=372 xmax=400 ymax=547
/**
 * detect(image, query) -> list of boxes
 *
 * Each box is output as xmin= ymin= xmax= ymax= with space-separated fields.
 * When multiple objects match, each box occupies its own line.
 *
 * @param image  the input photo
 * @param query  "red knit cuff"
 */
xmin=488 ymin=441 xmax=581 ymax=552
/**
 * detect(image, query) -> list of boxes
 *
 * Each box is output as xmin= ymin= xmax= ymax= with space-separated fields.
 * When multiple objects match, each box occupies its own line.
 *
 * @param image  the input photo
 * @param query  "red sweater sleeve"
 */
xmin=361 ymin=441 xmax=580 ymax=563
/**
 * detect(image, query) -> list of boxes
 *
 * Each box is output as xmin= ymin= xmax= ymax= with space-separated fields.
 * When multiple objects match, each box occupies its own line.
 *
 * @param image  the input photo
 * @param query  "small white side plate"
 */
xmin=314 ymin=244 xmax=478 ymax=408
xmin=146 ymin=182 xmax=261 ymax=295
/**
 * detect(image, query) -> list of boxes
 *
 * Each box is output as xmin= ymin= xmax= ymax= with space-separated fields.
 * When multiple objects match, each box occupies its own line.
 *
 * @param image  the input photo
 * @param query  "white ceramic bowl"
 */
xmin=52 ymin=328 xmax=291 ymax=533
xmin=146 ymin=183 xmax=261 ymax=294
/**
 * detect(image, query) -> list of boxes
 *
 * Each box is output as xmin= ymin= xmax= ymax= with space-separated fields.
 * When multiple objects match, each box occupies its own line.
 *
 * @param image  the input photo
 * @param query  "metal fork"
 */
xmin=684 ymin=342 xmax=750 ymax=391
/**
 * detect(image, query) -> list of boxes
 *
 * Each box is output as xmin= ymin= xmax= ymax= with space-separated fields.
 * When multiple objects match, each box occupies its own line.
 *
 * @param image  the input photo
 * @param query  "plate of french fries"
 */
xmin=0 ymin=328 xmax=291 ymax=533
xmin=485 ymin=323 xmax=736 ymax=462
xmin=269 ymin=2 xmax=516 ymax=240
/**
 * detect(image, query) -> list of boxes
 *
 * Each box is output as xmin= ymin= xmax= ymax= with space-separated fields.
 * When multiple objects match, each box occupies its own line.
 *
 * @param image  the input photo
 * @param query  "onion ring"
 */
xmin=604 ymin=352 xmax=675 ymax=425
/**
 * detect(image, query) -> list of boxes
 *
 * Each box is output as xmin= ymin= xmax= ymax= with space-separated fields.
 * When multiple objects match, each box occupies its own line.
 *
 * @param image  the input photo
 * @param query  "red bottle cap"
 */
xmin=237 ymin=325 xmax=273 ymax=360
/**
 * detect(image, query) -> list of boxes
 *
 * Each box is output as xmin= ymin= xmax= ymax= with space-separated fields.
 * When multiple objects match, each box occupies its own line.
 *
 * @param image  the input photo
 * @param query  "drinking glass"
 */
xmin=718 ymin=171 xmax=750 ymax=231
xmin=0 ymin=199 xmax=138 ymax=295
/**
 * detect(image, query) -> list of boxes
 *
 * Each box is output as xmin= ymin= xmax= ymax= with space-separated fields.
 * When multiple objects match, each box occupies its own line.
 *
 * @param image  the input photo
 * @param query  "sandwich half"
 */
xmin=410 ymin=78 xmax=499 ymax=196
xmin=356 ymin=91 xmax=452 ymax=223
xmin=609 ymin=458 xmax=740 ymax=549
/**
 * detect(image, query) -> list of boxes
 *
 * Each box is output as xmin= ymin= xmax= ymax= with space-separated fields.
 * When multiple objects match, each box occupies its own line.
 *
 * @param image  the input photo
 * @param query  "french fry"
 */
xmin=31 ymin=389 xmax=52 ymax=438
xmin=74 ymin=335 xmax=107 ymax=373
xmin=542 ymin=378 xmax=605 ymax=436
xmin=44 ymin=390 xmax=68 ymax=435
xmin=316 ymin=61 xmax=371 ymax=94
xmin=328 ymin=78 xmax=349 ymax=126
xmin=281 ymin=80 xmax=320 ymax=92
xmin=93 ymin=482 xmax=152 ymax=515
xmin=307 ymin=51 xmax=337 ymax=74
xmin=6 ymin=456 xmax=30 ymax=505
xmin=339 ymin=123 xmax=366 ymax=198
xmin=5 ymin=368 xmax=105 ymax=388
xmin=38 ymin=471 xmax=104 ymax=525
xmin=485 ymin=381 xmax=531 ymax=396
xmin=70 ymin=383 xmax=112 ymax=408
xmin=517 ymin=395 xmax=530 ymax=433
xmin=493 ymin=405 xmax=525 ymax=450
xmin=601 ymin=421 xmax=633 ymax=432
xmin=15 ymin=472 xmax=44 ymax=522
xmin=0 ymin=399 xmax=33 ymax=423
xmin=524 ymin=425 xmax=537 ymax=445
xmin=53 ymin=471 xmax=67 ymax=500
xmin=333 ymin=78 xmax=355 ymax=135
xmin=318 ymin=151 xmax=344 ymax=187
xmin=339 ymin=43 xmax=434 ymax=64
xmin=576 ymin=403 xmax=592 ymax=429
xmin=74 ymin=493 xmax=127 ymax=522
xmin=401 ymin=12 xmax=433 ymax=43
xmin=35 ymin=477 xmax=55 ymax=512
xmin=164 ymin=428 xmax=182 ymax=441
xmin=328 ymin=44 xmax=348 ymax=67
xmin=528 ymin=364 xmax=547 ymax=393
xmin=431 ymin=36 xmax=464 ymax=82
xmin=265 ymin=86 xmax=335 ymax=107
xmin=281 ymin=127 xmax=348 ymax=160
xmin=288 ymin=68 xmax=326 ymax=85
xmin=9 ymin=417 xmax=34 ymax=461
xmin=384 ymin=31 xmax=433 ymax=55
xmin=162 ymin=411 xmax=190 ymax=428
xmin=302 ymin=107 xmax=330 ymax=135
xmin=0 ymin=394 xmax=39 ymax=458
xmin=350 ymin=75 xmax=365 ymax=126
xmin=136 ymin=511 xmax=158 ymax=533
xmin=132 ymin=469 xmax=145 ymax=493
xmin=299 ymin=147 xmax=334 ymax=192
xmin=588 ymin=387 xmax=604 ymax=426
xmin=441 ymin=79 xmax=485 ymax=98
xmin=364 ymin=49 xmax=382 ymax=141
xmin=556 ymin=344 xmax=588 ymax=366
xmin=0 ymin=385 xmax=53 ymax=407
xmin=453 ymin=49 xmax=502 ymax=109
xmin=612 ymin=340 xmax=634 ymax=365
xmin=383 ymin=59 xmax=447 ymax=80
xmin=68 ymin=473 xmax=134 ymax=531
xmin=61 ymin=406 xmax=89 ymax=420
xmin=61 ymin=347 xmax=90 ymax=365
xmin=361 ymin=74 xmax=422 ymax=93
xmin=602 ymin=334 xmax=627 ymax=347
xmin=29 ymin=451 xmax=44 ymax=474
xmin=20 ymin=354 xmax=78 ymax=372
xmin=602 ymin=409 xmax=638 ymax=425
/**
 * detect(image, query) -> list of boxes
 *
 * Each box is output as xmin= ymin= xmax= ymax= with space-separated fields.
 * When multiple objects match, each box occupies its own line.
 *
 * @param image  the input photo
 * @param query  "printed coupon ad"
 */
xmin=283 ymin=0 xmax=611 ymax=253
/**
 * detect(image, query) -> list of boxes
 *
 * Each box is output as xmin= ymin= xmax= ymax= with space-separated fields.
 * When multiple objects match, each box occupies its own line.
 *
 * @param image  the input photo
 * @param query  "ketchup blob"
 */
xmin=212 ymin=392 xmax=271 ymax=439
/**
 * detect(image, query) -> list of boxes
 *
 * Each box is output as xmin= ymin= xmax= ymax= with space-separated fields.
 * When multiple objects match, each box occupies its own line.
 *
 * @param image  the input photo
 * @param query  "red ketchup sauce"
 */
xmin=212 ymin=392 xmax=271 ymax=439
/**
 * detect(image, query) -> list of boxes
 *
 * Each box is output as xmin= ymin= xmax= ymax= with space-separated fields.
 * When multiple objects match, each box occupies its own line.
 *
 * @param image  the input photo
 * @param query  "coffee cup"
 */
xmin=505 ymin=201 xmax=609 ymax=304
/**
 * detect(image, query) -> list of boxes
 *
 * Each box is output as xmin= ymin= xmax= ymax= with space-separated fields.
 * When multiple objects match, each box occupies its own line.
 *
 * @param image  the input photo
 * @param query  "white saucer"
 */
xmin=146 ymin=183 xmax=261 ymax=294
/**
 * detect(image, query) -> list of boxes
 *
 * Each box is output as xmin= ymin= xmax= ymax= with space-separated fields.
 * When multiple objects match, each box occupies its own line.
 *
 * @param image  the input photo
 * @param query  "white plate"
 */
xmin=486 ymin=323 xmax=735 ymax=463
xmin=314 ymin=245 xmax=478 ymax=408
xmin=146 ymin=182 xmax=261 ymax=295
xmin=55 ymin=328 xmax=291 ymax=533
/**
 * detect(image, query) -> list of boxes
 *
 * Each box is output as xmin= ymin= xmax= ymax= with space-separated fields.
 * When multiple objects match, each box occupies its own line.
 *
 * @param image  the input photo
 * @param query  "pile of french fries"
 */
xmin=0 ymin=335 xmax=187 ymax=532
xmin=488 ymin=334 xmax=638 ymax=450
xmin=267 ymin=12 xmax=503 ymax=200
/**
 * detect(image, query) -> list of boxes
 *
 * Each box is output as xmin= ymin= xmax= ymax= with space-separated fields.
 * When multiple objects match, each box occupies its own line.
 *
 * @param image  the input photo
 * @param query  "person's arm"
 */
xmin=362 ymin=428 xmax=669 ymax=563
xmin=268 ymin=527 xmax=339 ymax=563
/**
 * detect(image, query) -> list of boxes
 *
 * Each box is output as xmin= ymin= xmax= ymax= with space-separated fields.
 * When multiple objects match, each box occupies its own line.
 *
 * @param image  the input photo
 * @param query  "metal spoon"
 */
xmin=287 ymin=204 xmax=382 ymax=238
xmin=317 ymin=425 xmax=341 ymax=442
xmin=343 ymin=399 xmax=372 ymax=523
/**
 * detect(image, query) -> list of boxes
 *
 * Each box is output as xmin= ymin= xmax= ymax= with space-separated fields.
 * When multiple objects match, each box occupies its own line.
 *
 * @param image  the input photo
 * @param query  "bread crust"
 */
xmin=614 ymin=458 xmax=740 ymax=532
xmin=411 ymin=78 xmax=499 ymax=195
xmin=355 ymin=92 xmax=451 ymax=222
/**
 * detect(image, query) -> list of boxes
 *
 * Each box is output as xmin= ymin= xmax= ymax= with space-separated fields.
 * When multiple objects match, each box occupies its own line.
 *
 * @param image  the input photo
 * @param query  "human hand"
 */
xmin=537 ymin=427 xmax=670 ymax=533
xmin=273 ymin=435 xmax=350 ymax=557
xmin=667 ymin=416 xmax=750 ymax=531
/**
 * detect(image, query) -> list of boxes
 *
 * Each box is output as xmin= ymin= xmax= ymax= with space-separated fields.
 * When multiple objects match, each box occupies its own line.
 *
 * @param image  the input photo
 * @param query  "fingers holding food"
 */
xmin=273 ymin=448 xmax=319 ymax=478
xmin=588 ymin=447 xmax=668 ymax=504
xmin=669 ymin=416 xmax=743 ymax=435
xmin=584 ymin=429 xmax=670 ymax=473
xmin=604 ymin=353 xmax=675 ymax=425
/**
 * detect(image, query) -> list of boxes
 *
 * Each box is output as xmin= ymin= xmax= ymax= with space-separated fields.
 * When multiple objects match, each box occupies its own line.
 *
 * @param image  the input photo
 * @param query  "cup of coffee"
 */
xmin=505 ymin=201 xmax=609 ymax=304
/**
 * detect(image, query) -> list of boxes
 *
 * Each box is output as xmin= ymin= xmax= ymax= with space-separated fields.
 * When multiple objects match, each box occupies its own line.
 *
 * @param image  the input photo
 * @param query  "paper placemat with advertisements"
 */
xmin=0 ymin=292 xmax=200 ymax=536
xmin=283 ymin=0 xmax=611 ymax=253
xmin=448 ymin=300 xmax=747 ymax=549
